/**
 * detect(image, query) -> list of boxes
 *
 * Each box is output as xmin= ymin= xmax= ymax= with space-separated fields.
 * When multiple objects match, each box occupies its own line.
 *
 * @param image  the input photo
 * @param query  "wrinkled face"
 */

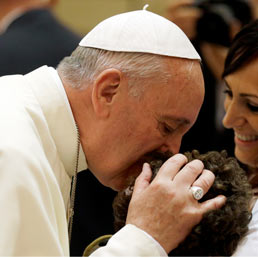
xmin=223 ymin=58 xmax=258 ymax=168
xmin=83 ymin=58 xmax=204 ymax=190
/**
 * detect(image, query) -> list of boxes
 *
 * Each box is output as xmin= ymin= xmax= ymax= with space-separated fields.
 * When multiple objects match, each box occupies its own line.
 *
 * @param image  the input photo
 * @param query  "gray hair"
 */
xmin=57 ymin=46 xmax=171 ymax=97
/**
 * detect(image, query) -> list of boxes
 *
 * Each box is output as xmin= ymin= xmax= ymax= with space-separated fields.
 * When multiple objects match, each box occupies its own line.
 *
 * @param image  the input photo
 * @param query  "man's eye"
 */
xmin=157 ymin=121 xmax=176 ymax=137
xmin=163 ymin=124 xmax=174 ymax=135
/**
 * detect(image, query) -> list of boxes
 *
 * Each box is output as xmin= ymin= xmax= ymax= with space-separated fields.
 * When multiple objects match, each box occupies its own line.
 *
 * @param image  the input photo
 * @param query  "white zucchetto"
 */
xmin=79 ymin=8 xmax=201 ymax=60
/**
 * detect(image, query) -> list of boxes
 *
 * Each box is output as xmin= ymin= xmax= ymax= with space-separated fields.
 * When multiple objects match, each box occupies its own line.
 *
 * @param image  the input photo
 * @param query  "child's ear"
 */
xmin=92 ymin=68 xmax=122 ymax=118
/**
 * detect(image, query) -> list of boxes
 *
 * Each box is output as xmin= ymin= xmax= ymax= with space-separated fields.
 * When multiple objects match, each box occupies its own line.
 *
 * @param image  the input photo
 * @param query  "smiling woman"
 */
xmin=223 ymin=59 xmax=258 ymax=168
xmin=221 ymin=19 xmax=258 ymax=256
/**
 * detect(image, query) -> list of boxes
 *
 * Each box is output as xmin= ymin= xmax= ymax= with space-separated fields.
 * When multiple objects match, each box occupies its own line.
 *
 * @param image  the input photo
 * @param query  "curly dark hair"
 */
xmin=112 ymin=150 xmax=253 ymax=256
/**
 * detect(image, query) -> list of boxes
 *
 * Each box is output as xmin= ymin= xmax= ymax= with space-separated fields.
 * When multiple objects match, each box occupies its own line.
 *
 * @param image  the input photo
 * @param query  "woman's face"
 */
xmin=223 ymin=58 xmax=258 ymax=168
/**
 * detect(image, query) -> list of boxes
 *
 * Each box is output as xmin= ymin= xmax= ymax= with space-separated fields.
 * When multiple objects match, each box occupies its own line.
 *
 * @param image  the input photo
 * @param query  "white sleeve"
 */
xmin=90 ymin=224 xmax=167 ymax=257
xmin=0 ymin=141 xmax=69 ymax=256
xmin=232 ymin=200 xmax=258 ymax=256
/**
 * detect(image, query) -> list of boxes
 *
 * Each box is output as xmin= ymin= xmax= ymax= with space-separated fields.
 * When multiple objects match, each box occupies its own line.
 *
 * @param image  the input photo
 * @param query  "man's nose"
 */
xmin=158 ymin=137 xmax=182 ymax=154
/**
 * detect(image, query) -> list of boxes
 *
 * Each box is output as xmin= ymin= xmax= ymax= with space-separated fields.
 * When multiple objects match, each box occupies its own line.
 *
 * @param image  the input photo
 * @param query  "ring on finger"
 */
xmin=191 ymin=186 xmax=204 ymax=200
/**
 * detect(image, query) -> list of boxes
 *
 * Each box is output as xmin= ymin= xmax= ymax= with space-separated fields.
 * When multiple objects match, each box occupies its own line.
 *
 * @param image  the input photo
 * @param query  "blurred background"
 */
xmin=52 ymin=0 xmax=170 ymax=36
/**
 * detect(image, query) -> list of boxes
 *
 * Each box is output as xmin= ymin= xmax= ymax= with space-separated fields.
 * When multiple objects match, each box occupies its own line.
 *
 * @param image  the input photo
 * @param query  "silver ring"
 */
xmin=191 ymin=186 xmax=204 ymax=200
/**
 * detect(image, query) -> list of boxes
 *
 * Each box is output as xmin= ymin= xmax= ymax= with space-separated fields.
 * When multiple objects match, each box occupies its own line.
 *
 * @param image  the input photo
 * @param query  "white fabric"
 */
xmin=0 ymin=66 xmax=168 ymax=256
xmin=0 ymin=66 xmax=87 ymax=256
xmin=91 ymin=224 xmax=167 ymax=257
xmin=79 ymin=9 xmax=201 ymax=60
xmin=233 ymin=199 xmax=258 ymax=256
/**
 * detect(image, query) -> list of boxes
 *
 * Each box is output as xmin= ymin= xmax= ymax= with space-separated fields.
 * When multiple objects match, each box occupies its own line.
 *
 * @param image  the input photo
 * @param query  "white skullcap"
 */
xmin=79 ymin=7 xmax=200 ymax=60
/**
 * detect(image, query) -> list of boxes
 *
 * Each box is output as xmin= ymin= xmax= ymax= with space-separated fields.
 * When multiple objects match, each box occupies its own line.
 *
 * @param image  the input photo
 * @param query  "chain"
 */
xmin=68 ymin=123 xmax=81 ymax=244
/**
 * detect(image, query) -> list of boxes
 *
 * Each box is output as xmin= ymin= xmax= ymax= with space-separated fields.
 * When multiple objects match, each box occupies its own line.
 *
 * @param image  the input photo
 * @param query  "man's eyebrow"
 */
xmin=161 ymin=115 xmax=190 ymax=126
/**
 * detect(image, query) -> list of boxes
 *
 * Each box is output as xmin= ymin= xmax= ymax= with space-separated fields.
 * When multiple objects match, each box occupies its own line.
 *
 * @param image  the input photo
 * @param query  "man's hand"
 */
xmin=126 ymin=153 xmax=226 ymax=254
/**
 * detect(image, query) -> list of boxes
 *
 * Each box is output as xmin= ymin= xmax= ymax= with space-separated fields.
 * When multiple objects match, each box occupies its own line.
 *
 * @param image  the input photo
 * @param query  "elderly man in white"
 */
xmin=0 ymin=6 xmax=227 ymax=256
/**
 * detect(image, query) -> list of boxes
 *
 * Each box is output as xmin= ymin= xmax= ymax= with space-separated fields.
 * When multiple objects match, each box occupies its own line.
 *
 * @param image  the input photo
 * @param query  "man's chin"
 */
xmin=107 ymin=165 xmax=143 ymax=191
xmin=108 ymin=173 xmax=140 ymax=191
xmin=104 ymin=179 xmax=131 ymax=191
xmin=94 ymin=172 xmax=133 ymax=191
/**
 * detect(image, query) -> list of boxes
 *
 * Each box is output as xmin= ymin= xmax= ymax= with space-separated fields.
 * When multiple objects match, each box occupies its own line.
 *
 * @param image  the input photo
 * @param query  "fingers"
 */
xmin=154 ymin=154 xmax=187 ymax=181
xmin=191 ymin=169 xmax=215 ymax=195
xmin=154 ymin=155 xmax=207 ymax=188
xmin=155 ymin=156 xmax=218 ymax=206
xmin=200 ymin=195 xmax=227 ymax=213
xmin=132 ymin=163 xmax=152 ymax=197
xmin=127 ymin=155 xmax=227 ymax=254
xmin=174 ymin=159 xmax=204 ymax=186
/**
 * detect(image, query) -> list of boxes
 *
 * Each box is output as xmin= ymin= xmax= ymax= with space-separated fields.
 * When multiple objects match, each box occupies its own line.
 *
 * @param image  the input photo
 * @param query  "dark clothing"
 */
xmin=0 ymin=8 xmax=80 ymax=75
xmin=71 ymin=170 xmax=116 ymax=256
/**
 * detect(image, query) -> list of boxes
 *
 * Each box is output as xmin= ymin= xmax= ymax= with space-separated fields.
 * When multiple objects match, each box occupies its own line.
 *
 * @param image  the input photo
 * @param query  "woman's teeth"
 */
xmin=235 ymin=133 xmax=258 ymax=142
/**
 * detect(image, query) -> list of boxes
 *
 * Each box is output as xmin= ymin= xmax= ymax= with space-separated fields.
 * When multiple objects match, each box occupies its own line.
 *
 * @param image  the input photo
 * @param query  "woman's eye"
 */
xmin=247 ymin=103 xmax=258 ymax=112
xmin=223 ymin=89 xmax=233 ymax=98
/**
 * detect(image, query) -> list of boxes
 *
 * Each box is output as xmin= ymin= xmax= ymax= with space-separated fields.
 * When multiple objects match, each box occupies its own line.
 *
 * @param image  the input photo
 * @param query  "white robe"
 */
xmin=233 ymin=199 xmax=258 ymax=256
xmin=0 ymin=66 xmax=165 ymax=256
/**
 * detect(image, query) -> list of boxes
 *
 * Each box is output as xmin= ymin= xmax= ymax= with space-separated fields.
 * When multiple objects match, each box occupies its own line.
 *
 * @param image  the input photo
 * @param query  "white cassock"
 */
xmin=0 ymin=66 xmax=166 ymax=256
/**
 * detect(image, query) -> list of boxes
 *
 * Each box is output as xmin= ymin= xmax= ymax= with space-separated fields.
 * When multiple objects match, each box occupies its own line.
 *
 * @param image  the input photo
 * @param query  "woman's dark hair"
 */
xmin=112 ymin=150 xmax=253 ymax=256
xmin=223 ymin=19 xmax=258 ymax=77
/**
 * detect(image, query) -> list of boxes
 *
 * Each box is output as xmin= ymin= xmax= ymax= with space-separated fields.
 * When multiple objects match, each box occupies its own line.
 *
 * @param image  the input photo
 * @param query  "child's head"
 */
xmin=112 ymin=150 xmax=253 ymax=256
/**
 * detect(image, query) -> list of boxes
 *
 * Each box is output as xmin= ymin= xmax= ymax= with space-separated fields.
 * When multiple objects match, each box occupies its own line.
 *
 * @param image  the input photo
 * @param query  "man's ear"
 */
xmin=92 ymin=68 xmax=122 ymax=118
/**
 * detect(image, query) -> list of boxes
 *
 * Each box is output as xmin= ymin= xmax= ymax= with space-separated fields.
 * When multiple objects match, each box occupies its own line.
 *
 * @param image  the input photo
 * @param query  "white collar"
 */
xmin=25 ymin=66 xmax=87 ymax=177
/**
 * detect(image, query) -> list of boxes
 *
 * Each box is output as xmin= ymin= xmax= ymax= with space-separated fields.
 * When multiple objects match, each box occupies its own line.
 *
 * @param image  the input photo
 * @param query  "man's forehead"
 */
xmin=165 ymin=58 xmax=204 ymax=101
xmin=165 ymin=58 xmax=201 ymax=76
